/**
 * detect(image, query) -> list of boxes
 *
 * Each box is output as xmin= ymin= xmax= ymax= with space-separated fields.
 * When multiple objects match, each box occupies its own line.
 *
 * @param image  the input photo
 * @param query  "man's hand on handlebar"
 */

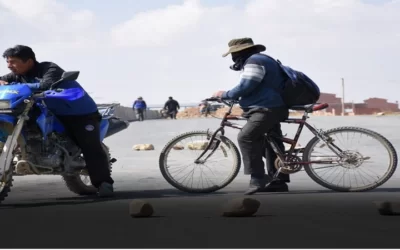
xmin=204 ymin=97 xmax=221 ymax=102
xmin=203 ymin=97 xmax=239 ymax=106
xmin=212 ymin=90 xmax=226 ymax=98
xmin=203 ymin=90 xmax=240 ymax=104
xmin=0 ymin=80 xmax=8 ymax=85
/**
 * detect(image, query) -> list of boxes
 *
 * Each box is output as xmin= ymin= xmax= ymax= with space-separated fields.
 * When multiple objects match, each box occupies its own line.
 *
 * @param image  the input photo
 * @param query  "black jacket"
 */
xmin=0 ymin=61 xmax=98 ymax=115
xmin=1 ymin=61 xmax=65 ymax=90
xmin=164 ymin=99 xmax=180 ymax=111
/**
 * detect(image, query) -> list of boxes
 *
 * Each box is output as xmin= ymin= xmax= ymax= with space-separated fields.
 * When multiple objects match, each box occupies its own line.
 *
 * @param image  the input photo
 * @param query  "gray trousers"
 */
xmin=237 ymin=107 xmax=290 ymax=182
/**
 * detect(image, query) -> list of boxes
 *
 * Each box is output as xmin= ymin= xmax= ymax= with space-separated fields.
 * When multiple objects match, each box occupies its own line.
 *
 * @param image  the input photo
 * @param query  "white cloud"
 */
xmin=0 ymin=0 xmax=399 ymax=106
xmin=111 ymin=0 xmax=205 ymax=47
xmin=107 ymin=0 xmax=400 ymax=105
xmin=0 ymin=0 xmax=97 ymax=46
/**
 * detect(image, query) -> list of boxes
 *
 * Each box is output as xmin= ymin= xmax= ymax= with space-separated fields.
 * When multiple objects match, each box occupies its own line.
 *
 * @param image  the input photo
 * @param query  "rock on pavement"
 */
xmin=129 ymin=200 xmax=154 ymax=218
xmin=187 ymin=141 xmax=219 ymax=150
xmin=374 ymin=201 xmax=400 ymax=215
xmin=222 ymin=197 xmax=261 ymax=217
xmin=172 ymin=145 xmax=184 ymax=150
xmin=132 ymin=144 xmax=155 ymax=151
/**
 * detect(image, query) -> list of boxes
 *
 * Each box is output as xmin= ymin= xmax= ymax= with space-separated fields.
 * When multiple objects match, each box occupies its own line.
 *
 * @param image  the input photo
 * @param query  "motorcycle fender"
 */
xmin=0 ymin=115 xmax=16 ymax=124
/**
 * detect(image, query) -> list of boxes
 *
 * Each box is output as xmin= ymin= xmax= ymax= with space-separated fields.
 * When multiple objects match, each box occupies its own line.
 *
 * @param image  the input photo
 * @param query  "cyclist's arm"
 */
xmin=221 ymin=63 xmax=266 ymax=100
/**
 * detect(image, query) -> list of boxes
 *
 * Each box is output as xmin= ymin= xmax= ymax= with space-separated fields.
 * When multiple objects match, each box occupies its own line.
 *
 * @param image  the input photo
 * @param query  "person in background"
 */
xmin=199 ymin=100 xmax=210 ymax=117
xmin=164 ymin=96 xmax=180 ymax=119
xmin=133 ymin=96 xmax=147 ymax=121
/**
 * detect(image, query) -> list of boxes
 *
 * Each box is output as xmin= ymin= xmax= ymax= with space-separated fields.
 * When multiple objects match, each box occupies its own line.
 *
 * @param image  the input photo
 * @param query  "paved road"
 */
xmin=1 ymin=116 xmax=400 ymax=248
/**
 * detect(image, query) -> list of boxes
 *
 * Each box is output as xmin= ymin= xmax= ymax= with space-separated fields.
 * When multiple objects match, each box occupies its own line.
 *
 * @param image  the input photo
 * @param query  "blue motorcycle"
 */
xmin=0 ymin=71 xmax=129 ymax=203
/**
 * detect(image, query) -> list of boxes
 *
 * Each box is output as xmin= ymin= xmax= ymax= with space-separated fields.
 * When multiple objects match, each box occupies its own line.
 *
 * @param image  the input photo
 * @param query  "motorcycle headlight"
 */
xmin=0 ymin=100 xmax=11 ymax=109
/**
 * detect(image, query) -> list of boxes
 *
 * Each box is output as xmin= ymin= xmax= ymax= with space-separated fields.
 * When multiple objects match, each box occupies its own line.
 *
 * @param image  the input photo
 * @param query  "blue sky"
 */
xmin=0 ymin=0 xmax=399 ymax=106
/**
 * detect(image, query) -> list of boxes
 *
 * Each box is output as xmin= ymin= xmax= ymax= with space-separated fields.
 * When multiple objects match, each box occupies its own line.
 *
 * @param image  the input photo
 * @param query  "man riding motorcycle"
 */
xmin=0 ymin=45 xmax=114 ymax=197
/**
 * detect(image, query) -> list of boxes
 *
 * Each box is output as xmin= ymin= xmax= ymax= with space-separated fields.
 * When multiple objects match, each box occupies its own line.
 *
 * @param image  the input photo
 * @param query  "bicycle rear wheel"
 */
xmin=159 ymin=130 xmax=241 ymax=193
xmin=303 ymin=127 xmax=397 ymax=192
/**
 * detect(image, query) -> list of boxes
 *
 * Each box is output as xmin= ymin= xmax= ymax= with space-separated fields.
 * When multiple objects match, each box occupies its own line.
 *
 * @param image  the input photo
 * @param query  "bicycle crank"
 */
xmin=274 ymin=155 xmax=303 ymax=174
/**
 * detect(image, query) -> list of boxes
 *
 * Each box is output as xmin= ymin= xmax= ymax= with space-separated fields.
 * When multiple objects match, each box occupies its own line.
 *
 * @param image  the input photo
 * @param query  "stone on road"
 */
xmin=374 ymin=201 xmax=400 ymax=215
xmin=132 ymin=144 xmax=155 ymax=151
xmin=172 ymin=145 xmax=184 ymax=150
xmin=1 ymin=116 xmax=400 ymax=248
xmin=222 ymin=197 xmax=261 ymax=217
xmin=187 ymin=141 xmax=209 ymax=150
xmin=129 ymin=199 xmax=154 ymax=218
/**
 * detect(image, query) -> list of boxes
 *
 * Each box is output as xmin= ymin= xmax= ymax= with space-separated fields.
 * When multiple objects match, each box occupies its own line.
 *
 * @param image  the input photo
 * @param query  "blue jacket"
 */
xmin=133 ymin=100 xmax=147 ymax=109
xmin=222 ymin=53 xmax=287 ymax=109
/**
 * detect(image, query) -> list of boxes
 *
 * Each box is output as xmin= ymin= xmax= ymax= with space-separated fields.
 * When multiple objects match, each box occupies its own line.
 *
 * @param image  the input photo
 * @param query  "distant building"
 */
xmin=363 ymin=98 xmax=400 ymax=112
xmin=318 ymin=93 xmax=343 ymax=114
xmin=317 ymin=93 xmax=399 ymax=115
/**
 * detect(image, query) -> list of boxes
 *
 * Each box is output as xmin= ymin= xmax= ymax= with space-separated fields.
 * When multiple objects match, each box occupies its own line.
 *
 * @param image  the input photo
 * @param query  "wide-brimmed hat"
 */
xmin=222 ymin=37 xmax=266 ymax=57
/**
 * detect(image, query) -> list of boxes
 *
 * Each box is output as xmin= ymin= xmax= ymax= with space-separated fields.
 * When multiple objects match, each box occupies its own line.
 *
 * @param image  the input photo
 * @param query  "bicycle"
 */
xmin=159 ymin=97 xmax=398 ymax=194
xmin=135 ymin=108 xmax=145 ymax=121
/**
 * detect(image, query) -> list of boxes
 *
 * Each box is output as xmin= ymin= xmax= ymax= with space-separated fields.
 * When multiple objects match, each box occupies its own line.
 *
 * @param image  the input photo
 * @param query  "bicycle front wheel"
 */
xmin=303 ymin=127 xmax=397 ymax=192
xmin=159 ymin=130 xmax=241 ymax=193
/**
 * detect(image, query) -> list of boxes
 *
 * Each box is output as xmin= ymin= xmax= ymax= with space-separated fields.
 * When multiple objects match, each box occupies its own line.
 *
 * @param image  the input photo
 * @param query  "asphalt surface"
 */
xmin=1 ymin=116 xmax=400 ymax=248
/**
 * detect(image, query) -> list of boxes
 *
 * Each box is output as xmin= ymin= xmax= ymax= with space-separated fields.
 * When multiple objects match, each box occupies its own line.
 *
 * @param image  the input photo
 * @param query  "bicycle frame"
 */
xmin=194 ymin=98 xmax=345 ymax=168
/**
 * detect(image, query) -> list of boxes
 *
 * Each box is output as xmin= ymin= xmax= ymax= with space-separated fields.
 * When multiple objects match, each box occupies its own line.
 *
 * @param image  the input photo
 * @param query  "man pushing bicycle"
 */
xmin=212 ymin=37 xmax=292 ymax=195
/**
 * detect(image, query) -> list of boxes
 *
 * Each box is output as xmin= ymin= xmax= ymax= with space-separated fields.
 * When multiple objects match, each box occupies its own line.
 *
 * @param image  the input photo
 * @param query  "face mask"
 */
xmin=229 ymin=47 xmax=260 ymax=71
xmin=230 ymin=53 xmax=244 ymax=71
xmin=229 ymin=62 xmax=242 ymax=71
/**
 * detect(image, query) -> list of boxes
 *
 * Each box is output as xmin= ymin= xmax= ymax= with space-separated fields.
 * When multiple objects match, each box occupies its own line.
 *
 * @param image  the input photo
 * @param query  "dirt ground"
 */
xmin=176 ymin=106 xmax=304 ymax=119
xmin=176 ymin=106 xmax=244 ymax=119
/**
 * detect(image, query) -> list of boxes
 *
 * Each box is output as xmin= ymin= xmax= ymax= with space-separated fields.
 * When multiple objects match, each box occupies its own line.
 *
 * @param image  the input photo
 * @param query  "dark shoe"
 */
xmin=97 ymin=182 xmax=114 ymax=197
xmin=244 ymin=175 xmax=272 ymax=195
xmin=261 ymin=182 xmax=289 ymax=192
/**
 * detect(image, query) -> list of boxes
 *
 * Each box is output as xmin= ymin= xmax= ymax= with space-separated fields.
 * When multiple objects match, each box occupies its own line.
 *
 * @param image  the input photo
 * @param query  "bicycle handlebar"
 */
xmin=203 ymin=97 xmax=239 ymax=106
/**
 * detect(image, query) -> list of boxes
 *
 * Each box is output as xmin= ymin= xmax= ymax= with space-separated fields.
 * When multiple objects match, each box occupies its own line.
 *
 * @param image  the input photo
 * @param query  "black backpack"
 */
xmin=261 ymin=55 xmax=320 ymax=107
xmin=277 ymin=59 xmax=320 ymax=107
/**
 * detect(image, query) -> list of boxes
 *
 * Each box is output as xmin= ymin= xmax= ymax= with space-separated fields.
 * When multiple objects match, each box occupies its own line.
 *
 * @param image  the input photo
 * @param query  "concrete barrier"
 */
xmin=97 ymin=103 xmax=163 ymax=122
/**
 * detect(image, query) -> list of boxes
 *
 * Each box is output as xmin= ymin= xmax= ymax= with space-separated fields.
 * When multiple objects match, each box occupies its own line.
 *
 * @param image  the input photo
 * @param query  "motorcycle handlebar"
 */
xmin=31 ymin=89 xmax=62 ymax=99
xmin=32 ymin=93 xmax=45 ymax=98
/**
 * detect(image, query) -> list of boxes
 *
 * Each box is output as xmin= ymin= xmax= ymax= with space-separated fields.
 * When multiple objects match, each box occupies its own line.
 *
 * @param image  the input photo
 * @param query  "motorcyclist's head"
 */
xmin=168 ymin=96 xmax=173 ymax=100
xmin=2 ymin=45 xmax=36 ymax=75
xmin=138 ymin=96 xmax=143 ymax=100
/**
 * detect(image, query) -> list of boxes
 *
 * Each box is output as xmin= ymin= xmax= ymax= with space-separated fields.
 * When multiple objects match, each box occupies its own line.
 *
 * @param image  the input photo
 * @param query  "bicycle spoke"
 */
xmin=160 ymin=131 xmax=239 ymax=192
xmin=304 ymin=127 xmax=396 ymax=191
